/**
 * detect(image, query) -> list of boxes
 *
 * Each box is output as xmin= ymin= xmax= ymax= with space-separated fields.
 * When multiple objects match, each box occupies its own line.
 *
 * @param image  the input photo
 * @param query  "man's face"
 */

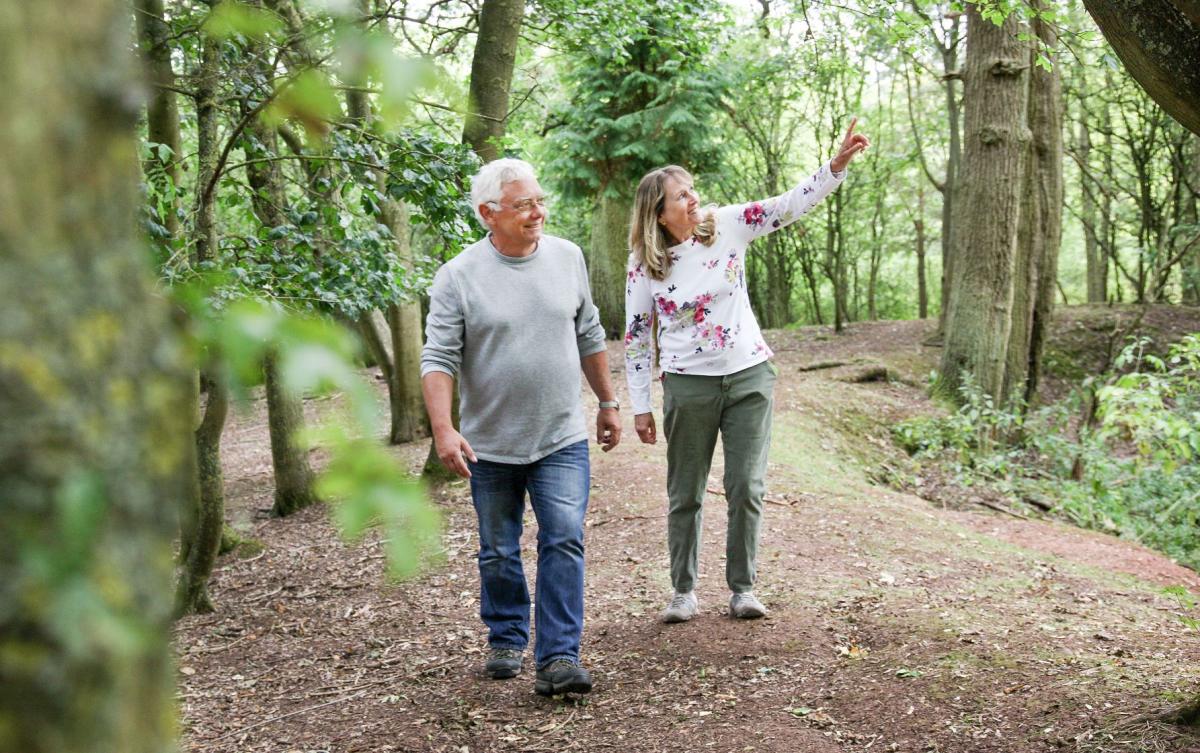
xmin=481 ymin=177 xmax=548 ymax=249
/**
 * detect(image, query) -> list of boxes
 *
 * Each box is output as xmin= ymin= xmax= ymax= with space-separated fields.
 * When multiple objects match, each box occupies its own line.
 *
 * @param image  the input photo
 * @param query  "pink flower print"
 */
xmin=725 ymin=258 xmax=741 ymax=286
xmin=656 ymin=296 xmax=678 ymax=317
xmin=741 ymin=203 xmax=766 ymax=228
xmin=712 ymin=325 xmax=729 ymax=349
xmin=703 ymin=258 xmax=719 ymax=269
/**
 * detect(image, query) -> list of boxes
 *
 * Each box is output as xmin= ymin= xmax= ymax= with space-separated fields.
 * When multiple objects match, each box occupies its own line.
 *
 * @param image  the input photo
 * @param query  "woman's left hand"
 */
xmin=830 ymin=117 xmax=871 ymax=173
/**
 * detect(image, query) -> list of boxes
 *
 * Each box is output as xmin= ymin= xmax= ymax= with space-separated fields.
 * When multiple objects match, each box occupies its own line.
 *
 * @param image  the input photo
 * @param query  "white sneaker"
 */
xmin=729 ymin=591 xmax=768 ymax=619
xmin=661 ymin=591 xmax=699 ymax=623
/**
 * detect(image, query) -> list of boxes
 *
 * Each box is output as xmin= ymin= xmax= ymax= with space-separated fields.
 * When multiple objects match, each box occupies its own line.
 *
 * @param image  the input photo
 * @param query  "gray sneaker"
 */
xmin=661 ymin=591 xmax=699 ymax=623
xmin=485 ymin=648 xmax=524 ymax=679
xmin=729 ymin=592 xmax=768 ymax=619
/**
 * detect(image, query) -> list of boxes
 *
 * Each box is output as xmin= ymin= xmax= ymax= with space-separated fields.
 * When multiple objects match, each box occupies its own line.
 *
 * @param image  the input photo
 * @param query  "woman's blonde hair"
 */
xmin=628 ymin=166 xmax=716 ymax=281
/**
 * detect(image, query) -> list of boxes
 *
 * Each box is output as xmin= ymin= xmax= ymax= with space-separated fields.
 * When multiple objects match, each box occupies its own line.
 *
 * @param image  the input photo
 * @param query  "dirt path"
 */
xmin=177 ymin=319 xmax=1200 ymax=753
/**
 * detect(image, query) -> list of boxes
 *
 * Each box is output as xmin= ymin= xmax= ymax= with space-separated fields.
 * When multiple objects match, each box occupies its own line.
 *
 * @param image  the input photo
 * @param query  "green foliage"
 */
xmin=203 ymin=1 xmax=283 ymax=40
xmin=178 ymin=286 xmax=442 ymax=578
xmin=545 ymin=0 xmax=729 ymax=199
xmin=896 ymin=335 xmax=1200 ymax=571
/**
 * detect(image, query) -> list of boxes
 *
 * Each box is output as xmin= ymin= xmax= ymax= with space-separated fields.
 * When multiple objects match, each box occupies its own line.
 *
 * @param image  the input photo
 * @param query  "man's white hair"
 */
xmin=469 ymin=158 xmax=538 ymax=227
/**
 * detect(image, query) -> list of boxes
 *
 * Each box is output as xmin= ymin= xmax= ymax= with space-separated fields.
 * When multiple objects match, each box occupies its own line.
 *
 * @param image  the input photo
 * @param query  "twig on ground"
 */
xmin=974 ymin=498 xmax=1028 ymax=520
xmin=205 ymin=690 xmax=367 ymax=744
xmin=589 ymin=514 xmax=664 ymax=527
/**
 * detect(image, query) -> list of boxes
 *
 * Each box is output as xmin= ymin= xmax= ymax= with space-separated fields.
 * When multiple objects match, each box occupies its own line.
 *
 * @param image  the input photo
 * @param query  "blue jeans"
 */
xmin=468 ymin=439 xmax=589 ymax=668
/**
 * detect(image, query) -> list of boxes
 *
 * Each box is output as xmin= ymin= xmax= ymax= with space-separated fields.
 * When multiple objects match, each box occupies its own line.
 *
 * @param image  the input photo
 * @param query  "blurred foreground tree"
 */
xmin=0 ymin=3 xmax=191 ymax=751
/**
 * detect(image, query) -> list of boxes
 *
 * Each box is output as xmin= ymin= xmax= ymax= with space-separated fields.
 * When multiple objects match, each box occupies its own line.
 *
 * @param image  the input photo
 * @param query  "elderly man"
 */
xmin=421 ymin=158 xmax=621 ymax=696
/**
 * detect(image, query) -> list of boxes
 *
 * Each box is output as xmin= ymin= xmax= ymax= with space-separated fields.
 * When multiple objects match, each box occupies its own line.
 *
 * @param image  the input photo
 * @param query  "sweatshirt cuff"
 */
xmin=420 ymin=363 xmax=456 ymax=379
xmin=630 ymin=389 xmax=653 ymax=416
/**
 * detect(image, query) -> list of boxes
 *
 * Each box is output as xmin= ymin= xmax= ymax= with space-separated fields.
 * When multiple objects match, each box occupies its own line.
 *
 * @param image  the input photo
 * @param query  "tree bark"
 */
xmin=937 ymin=15 xmax=962 ymax=333
xmin=1183 ymin=135 xmax=1200 ymax=303
xmin=1017 ymin=9 xmax=1064 ymax=405
xmin=264 ymin=352 xmax=318 ymax=516
xmin=243 ymin=73 xmax=320 ymax=513
xmin=462 ymin=0 xmax=525 ymax=162
xmin=589 ymin=188 xmax=632 ymax=338
xmin=1083 ymin=0 xmax=1200 ymax=137
xmin=344 ymin=15 xmax=428 ymax=445
xmin=1079 ymin=112 xmax=1107 ymax=303
xmin=916 ymin=183 xmax=929 ymax=319
xmin=135 ymin=0 xmax=182 ymax=238
xmin=0 ymin=3 xmax=188 ymax=751
xmin=177 ymin=372 xmax=228 ymax=614
xmin=938 ymin=5 xmax=1030 ymax=402
xmin=175 ymin=5 xmax=229 ymax=616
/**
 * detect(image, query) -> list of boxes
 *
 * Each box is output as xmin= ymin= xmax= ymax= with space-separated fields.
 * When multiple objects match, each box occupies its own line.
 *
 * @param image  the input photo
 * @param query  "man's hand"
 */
xmin=597 ymin=408 xmax=622 ymax=452
xmin=434 ymin=426 xmax=477 ymax=478
xmin=830 ymin=117 xmax=871 ymax=173
xmin=635 ymin=412 xmax=657 ymax=444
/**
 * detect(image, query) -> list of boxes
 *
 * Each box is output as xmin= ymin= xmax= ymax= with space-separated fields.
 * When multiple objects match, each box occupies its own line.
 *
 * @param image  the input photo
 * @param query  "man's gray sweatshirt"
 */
xmin=420 ymin=234 xmax=607 ymax=464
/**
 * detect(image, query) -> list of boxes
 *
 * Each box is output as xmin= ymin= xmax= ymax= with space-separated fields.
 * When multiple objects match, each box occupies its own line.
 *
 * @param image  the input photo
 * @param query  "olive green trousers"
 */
xmin=662 ymin=360 xmax=776 ymax=594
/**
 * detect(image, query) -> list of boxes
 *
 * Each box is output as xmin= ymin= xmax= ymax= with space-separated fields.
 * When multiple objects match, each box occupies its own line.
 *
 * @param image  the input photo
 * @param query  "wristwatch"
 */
xmin=598 ymin=400 xmax=620 ymax=410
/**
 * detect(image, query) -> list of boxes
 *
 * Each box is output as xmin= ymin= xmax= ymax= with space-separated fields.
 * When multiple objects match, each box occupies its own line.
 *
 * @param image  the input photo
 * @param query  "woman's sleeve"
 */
xmin=724 ymin=161 xmax=847 ymax=245
xmin=623 ymin=254 xmax=655 ymax=415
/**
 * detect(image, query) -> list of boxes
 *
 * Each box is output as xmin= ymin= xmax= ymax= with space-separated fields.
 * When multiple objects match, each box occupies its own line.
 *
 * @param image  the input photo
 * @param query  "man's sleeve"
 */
xmin=575 ymin=249 xmax=607 ymax=357
xmin=420 ymin=266 xmax=464 ymax=377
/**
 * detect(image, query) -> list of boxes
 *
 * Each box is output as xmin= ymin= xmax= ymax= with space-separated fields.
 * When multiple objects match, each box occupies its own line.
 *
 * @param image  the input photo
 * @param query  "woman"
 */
xmin=624 ymin=119 xmax=869 ymax=623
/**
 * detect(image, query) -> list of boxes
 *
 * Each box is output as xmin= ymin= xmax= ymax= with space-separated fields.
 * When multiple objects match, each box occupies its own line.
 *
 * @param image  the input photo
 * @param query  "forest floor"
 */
xmin=178 ymin=304 xmax=1200 ymax=753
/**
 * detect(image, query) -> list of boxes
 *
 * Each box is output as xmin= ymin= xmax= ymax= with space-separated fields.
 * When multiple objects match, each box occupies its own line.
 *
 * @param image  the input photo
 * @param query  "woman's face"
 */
xmin=658 ymin=173 xmax=700 ymax=244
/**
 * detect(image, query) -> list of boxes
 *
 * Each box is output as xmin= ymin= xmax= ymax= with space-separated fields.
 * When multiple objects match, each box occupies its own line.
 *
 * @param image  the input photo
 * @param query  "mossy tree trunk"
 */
xmin=589 ymin=187 xmax=632 ymax=339
xmin=937 ymin=4 xmax=1030 ymax=403
xmin=0 ymin=3 xmax=190 ymax=751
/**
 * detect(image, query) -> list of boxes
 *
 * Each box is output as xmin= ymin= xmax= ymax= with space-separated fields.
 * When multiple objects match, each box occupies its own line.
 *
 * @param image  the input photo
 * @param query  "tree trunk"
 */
xmin=381 ymin=202 xmax=427 ymax=444
xmin=175 ymin=7 xmax=229 ymax=616
xmin=763 ymin=233 xmax=793 ymax=327
xmin=177 ymin=372 xmax=228 ymax=614
xmin=0 ymin=3 xmax=189 ymax=751
xmin=589 ymin=188 xmax=632 ymax=338
xmin=1101 ymin=71 xmax=1117 ymax=302
xmin=1083 ymin=0 xmax=1200 ymax=137
xmin=135 ymin=0 xmax=182 ymax=238
xmin=264 ymin=353 xmax=318 ymax=516
xmin=244 ymin=100 xmax=319 ymax=513
xmin=916 ymin=183 xmax=929 ymax=319
xmin=938 ymin=5 xmax=1030 ymax=402
xmin=936 ymin=16 xmax=962 ymax=333
xmin=386 ymin=299 xmax=426 ymax=443
xmin=1183 ymin=135 xmax=1200 ymax=303
xmin=1017 ymin=9 xmax=1064 ymax=406
xmin=462 ymin=0 xmax=525 ymax=162
xmin=1079 ymin=113 xmax=1107 ymax=303
xmin=342 ymin=16 xmax=427 ymax=446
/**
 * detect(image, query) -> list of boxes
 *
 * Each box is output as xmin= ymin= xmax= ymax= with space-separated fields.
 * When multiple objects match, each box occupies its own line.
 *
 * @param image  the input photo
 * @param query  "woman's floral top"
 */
xmin=624 ymin=161 xmax=845 ymax=415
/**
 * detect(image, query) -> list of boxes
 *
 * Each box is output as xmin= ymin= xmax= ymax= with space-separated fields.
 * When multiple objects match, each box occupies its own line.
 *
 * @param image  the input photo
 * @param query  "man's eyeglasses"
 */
xmin=489 ymin=197 xmax=549 ymax=213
